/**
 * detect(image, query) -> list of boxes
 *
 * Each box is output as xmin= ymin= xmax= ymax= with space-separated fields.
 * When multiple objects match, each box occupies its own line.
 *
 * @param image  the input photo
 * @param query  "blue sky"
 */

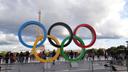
xmin=0 ymin=0 xmax=128 ymax=51
xmin=122 ymin=0 xmax=128 ymax=18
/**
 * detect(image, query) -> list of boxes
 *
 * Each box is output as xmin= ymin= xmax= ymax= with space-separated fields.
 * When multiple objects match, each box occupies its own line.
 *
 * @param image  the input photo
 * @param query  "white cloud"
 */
xmin=0 ymin=0 xmax=127 ymax=38
xmin=0 ymin=31 xmax=18 ymax=43
xmin=0 ymin=0 xmax=128 ymax=51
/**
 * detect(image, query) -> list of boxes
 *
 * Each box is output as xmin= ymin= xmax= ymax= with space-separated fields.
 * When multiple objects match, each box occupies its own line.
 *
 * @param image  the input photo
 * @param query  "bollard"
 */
xmin=91 ymin=59 xmax=94 ymax=72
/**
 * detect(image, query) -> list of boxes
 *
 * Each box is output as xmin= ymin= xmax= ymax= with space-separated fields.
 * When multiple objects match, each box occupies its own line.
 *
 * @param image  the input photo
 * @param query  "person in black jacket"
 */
xmin=0 ymin=55 xmax=3 ymax=64
xmin=51 ymin=50 xmax=56 ymax=65
xmin=5 ymin=52 xmax=10 ymax=64
xmin=69 ymin=50 xmax=74 ymax=59
xmin=25 ymin=51 xmax=30 ymax=63
xmin=19 ymin=52 xmax=24 ymax=63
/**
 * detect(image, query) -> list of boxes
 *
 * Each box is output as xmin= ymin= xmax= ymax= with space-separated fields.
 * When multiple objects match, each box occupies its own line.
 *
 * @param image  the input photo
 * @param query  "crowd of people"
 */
xmin=0 ymin=50 xmax=83 ymax=64
xmin=0 ymin=49 xmax=125 ymax=66
xmin=0 ymin=51 xmax=31 ymax=64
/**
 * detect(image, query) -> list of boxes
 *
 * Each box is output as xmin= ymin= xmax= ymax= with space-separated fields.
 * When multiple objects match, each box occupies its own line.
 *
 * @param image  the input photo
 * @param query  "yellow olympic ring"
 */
xmin=32 ymin=35 xmax=60 ymax=62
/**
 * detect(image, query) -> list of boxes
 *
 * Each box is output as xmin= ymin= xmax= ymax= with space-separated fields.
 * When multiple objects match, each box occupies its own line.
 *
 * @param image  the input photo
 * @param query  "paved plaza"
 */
xmin=0 ymin=60 xmax=127 ymax=72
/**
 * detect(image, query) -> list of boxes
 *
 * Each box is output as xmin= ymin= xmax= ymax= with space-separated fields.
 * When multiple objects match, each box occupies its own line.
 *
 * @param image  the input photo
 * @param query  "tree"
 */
xmin=96 ymin=48 xmax=105 ymax=56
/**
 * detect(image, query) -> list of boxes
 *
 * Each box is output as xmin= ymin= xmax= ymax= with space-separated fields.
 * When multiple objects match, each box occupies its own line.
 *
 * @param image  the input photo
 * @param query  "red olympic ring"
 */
xmin=73 ymin=24 xmax=96 ymax=48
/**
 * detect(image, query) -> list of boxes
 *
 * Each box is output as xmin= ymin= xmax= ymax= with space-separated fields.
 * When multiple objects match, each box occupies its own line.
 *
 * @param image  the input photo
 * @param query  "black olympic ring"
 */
xmin=47 ymin=22 xmax=73 ymax=48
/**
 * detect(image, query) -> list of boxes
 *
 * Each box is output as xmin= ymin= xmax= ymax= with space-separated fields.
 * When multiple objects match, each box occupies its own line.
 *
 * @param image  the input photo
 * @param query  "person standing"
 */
xmin=16 ymin=53 xmax=19 ymax=63
xmin=10 ymin=52 xmax=15 ymax=64
xmin=0 ymin=55 xmax=3 ymax=64
xmin=19 ymin=52 xmax=24 ymax=63
xmin=51 ymin=50 xmax=56 ymax=65
xmin=5 ymin=52 xmax=10 ymax=64
xmin=25 ymin=51 xmax=30 ymax=63
xmin=69 ymin=50 xmax=74 ymax=59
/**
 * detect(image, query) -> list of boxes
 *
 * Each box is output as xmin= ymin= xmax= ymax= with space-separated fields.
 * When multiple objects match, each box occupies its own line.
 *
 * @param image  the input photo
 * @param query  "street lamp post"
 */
xmin=126 ymin=41 xmax=128 ymax=72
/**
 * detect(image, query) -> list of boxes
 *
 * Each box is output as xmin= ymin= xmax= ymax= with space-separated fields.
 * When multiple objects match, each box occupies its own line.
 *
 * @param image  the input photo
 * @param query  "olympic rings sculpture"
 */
xmin=18 ymin=20 xmax=96 ymax=62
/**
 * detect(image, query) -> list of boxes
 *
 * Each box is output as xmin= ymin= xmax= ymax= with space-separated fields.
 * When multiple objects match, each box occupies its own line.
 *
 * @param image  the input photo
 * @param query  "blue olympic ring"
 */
xmin=18 ymin=21 xmax=47 ymax=48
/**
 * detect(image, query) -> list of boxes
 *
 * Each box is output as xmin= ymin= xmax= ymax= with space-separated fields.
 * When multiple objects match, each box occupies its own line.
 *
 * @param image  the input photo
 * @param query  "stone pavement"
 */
xmin=0 ymin=60 xmax=126 ymax=72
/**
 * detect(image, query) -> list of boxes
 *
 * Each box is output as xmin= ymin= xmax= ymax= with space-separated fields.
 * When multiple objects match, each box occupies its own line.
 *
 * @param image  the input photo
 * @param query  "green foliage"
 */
xmin=96 ymin=48 xmax=105 ymax=56
xmin=0 ymin=51 xmax=7 ymax=57
xmin=106 ymin=45 xmax=126 ymax=56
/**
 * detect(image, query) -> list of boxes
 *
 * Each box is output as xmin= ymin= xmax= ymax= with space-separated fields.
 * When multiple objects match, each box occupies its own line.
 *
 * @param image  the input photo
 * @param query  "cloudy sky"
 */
xmin=0 ymin=0 xmax=128 ymax=52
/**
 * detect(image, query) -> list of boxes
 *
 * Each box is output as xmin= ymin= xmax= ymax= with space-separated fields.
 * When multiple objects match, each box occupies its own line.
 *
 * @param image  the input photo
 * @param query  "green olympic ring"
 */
xmin=60 ymin=35 xmax=86 ymax=62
